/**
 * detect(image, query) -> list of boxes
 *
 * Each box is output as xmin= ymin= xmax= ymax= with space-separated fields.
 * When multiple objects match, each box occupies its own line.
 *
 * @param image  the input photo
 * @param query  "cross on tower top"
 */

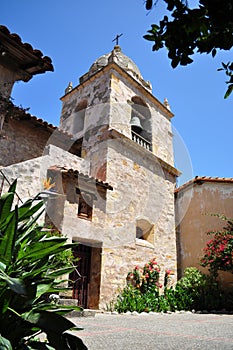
xmin=112 ymin=33 xmax=123 ymax=46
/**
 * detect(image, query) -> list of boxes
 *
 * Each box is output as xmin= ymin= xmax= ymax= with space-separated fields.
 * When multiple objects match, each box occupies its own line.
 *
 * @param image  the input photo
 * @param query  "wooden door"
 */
xmin=70 ymin=243 xmax=92 ymax=308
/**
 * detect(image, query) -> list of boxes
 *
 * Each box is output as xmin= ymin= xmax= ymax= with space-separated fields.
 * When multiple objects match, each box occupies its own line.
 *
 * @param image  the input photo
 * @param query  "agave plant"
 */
xmin=0 ymin=180 xmax=87 ymax=349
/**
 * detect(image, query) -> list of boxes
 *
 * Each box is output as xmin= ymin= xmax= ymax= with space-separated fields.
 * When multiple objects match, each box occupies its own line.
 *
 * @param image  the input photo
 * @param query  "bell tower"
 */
xmin=59 ymin=45 xmax=179 ymax=309
xmin=60 ymin=45 xmax=175 ymax=178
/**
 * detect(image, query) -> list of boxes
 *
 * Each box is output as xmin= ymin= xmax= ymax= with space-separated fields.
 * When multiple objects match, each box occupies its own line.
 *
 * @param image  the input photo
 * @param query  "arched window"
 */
xmin=136 ymin=219 xmax=154 ymax=246
xmin=130 ymin=96 xmax=152 ymax=151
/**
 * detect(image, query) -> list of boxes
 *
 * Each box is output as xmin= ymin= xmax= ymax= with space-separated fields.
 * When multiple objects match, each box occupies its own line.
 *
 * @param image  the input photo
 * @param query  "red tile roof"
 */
xmin=9 ymin=103 xmax=73 ymax=138
xmin=0 ymin=25 xmax=53 ymax=78
xmin=175 ymin=176 xmax=233 ymax=193
xmin=49 ymin=166 xmax=113 ymax=191
xmin=20 ymin=113 xmax=57 ymax=130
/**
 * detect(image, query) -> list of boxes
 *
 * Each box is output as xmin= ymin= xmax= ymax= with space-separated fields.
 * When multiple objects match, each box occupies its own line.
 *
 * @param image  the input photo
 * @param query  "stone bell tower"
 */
xmin=59 ymin=45 xmax=179 ymax=308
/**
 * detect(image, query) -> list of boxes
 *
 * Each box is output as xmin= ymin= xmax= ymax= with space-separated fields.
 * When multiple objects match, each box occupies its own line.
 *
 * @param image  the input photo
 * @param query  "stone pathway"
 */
xmin=70 ymin=312 xmax=233 ymax=349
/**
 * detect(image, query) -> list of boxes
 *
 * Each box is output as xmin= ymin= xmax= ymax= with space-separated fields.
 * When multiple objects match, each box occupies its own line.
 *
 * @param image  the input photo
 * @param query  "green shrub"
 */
xmin=115 ymin=258 xmax=168 ymax=313
xmin=0 ymin=181 xmax=87 ymax=349
xmin=114 ymin=285 xmax=144 ymax=313
xmin=114 ymin=262 xmax=226 ymax=314
xmin=176 ymin=267 xmax=223 ymax=311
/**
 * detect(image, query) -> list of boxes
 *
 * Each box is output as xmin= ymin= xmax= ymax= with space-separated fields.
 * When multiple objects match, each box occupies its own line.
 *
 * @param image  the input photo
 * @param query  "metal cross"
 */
xmin=112 ymin=33 xmax=123 ymax=46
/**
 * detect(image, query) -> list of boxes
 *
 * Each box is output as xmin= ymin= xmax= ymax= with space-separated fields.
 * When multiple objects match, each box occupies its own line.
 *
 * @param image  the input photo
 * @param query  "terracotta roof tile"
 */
xmin=49 ymin=166 xmax=113 ymax=191
xmin=0 ymin=25 xmax=54 ymax=76
xmin=10 ymin=104 xmax=73 ymax=138
xmin=175 ymin=176 xmax=233 ymax=193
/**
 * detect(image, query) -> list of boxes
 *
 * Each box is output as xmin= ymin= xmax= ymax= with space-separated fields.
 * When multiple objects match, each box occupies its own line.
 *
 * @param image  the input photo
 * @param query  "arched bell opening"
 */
xmin=130 ymin=96 xmax=152 ymax=151
xmin=73 ymin=100 xmax=88 ymax=136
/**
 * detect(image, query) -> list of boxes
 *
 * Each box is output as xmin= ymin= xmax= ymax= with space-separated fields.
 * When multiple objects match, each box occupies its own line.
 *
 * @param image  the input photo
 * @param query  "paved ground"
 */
xmin=70 ymin=312 xmax=233 ymax=350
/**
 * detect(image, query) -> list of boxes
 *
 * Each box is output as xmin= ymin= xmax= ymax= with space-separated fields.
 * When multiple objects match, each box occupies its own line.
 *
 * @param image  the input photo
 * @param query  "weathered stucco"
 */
xmin=176 ymin=180 xmax=233 ymax=288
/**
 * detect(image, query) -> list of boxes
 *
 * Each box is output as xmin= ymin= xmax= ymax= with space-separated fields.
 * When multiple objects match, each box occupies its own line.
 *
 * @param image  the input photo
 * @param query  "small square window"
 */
xmin=77 ymin=191 xmax=93 ymax=221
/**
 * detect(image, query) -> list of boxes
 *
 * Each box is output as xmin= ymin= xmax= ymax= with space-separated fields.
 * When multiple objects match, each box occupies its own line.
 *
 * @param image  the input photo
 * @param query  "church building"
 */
xmin=0 ymin=26 xmax=179 ymax=309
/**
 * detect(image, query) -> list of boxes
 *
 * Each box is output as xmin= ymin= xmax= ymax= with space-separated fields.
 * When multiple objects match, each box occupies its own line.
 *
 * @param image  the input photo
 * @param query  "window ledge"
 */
xmin=136 ymin=238 xmax=154 ymax=249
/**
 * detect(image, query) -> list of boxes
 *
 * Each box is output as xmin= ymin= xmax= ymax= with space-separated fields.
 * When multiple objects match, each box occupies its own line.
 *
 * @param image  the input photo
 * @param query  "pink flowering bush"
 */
xmin=117 ymin=258 xmax=173 ymax=313
xmin=127 ymin=258 xmax=162 ymax=293
xmin=114 ymin=258 xmax=231 ymax=313
xmin=200 ymin=216 xmax=233 ymax=278
xmin=126 ymin=265 xmax=141 ymax=288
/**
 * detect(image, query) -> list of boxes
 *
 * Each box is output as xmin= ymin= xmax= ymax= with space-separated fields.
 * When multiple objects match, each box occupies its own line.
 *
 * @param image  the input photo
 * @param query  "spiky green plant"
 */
xmin=0 ymin=180 xmax=87 ymax=349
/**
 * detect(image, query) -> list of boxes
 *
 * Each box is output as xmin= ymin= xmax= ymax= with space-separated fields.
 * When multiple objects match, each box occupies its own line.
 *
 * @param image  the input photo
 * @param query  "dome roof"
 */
xmin=78 ymin=45 xmax=152 ymax=92
xmin=89 ymin=45 xmax=142 ymax=79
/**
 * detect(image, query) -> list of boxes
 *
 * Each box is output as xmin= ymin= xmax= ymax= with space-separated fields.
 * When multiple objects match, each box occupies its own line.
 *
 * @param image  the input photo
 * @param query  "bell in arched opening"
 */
xmin=130 ymin=115 xmax=143 ymax=134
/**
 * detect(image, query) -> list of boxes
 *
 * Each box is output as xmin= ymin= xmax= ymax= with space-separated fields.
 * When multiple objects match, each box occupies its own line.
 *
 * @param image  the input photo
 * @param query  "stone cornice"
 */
xmin=60 ymin=62 xmax=174 ymax=120
xmin=104 ymin=128 xmax=180 ymax=177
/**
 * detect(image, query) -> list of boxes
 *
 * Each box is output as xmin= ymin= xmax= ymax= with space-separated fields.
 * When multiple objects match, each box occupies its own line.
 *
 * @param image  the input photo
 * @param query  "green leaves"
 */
xmin=0 ymin=181 xmax=87 ymax=349
xmin=144 ymin=0 xmax=233 ymax=97
xmin=0 ymin=209 xmax=17 ymax=265
xmin=217 ymin=62 xmax=233 ymax=98
xmin=0 ymin=271 xmax=26 ymax=295
xmin=143 ymin=34 xmax=155 ymax=42
xmin=0 ymin=193 xmax=14 ymax=223
xmin=0 ymin=335 xmax=13 ymax=350
xmin=23 ymin=310 xmax=87 ymax=350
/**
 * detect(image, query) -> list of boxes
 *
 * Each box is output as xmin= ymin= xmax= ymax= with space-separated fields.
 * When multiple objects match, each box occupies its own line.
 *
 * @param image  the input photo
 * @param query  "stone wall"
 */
xmin=0 ymin=144 xmax=88 ymax=200
xmin=97 ymin=136 xmax=177 ymax=308
xmin=0 ymin=118 xmax=52 ymax=167
xmin=60 ymin=68 xmax=174 ymax=169
xmin=109 ymin=70 xmax=174 ymax=166
xmin=60 ymin=71 xmax=111 ymax=139
xmin=99 ymin=243 xmax=177 ymax=309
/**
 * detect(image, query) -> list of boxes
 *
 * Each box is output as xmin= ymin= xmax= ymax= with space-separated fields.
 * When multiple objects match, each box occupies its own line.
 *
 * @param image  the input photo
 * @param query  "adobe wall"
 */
xmin=0 ymin=118 xmax=52 ymax=167
xmin=176 ymin=181 xmax=233 ymax=288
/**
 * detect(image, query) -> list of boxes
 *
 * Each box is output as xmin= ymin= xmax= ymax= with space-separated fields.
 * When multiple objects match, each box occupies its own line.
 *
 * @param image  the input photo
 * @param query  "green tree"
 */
xmin=144 ymin=0 xmax=233 ymax=98
xmin=0 ymin=180 xmax=87 ymax=349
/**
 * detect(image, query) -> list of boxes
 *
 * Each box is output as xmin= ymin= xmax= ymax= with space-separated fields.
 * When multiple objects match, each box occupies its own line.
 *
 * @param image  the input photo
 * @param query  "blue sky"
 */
xmin=2 ymin=0 xmax=232 ymax=185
